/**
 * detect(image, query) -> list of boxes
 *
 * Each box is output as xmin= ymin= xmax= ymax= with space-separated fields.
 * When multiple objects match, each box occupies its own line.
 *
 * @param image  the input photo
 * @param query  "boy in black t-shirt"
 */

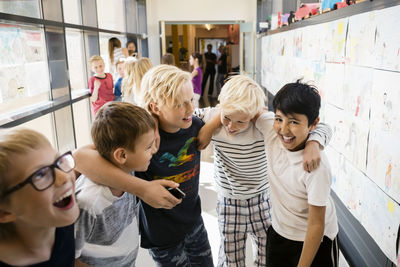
xmin=75 ymin=65 xmax=214 ymax=267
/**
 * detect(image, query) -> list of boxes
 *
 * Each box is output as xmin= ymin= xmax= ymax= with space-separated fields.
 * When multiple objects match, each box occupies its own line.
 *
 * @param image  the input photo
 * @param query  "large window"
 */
xmin=96 ymin=0 xmax=125 ymax=32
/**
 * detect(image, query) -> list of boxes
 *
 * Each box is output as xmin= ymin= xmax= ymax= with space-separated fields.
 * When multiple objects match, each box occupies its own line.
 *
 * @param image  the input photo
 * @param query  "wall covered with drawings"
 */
xmin=261 ymin=4 xmax=400 ymax=263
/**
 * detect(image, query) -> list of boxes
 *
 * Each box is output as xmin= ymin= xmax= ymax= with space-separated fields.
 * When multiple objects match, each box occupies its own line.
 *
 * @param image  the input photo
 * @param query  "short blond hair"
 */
xmin=141 ymin=64 xmax=192 ymax=112
xmin=218 ymin=75 xmax=266 ymax=117
xmin=89 ymin=55 xmax=104 ymax=65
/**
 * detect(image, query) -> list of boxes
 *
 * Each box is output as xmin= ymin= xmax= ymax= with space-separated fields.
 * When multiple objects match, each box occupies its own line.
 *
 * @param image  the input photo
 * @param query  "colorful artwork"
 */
xmin=374 ymin=5 xmax=400 ymax=71
xmin=260 ymin=7 xmax=400 ymax=263
xmin=345 ymin=12 xmax=376 ymax=67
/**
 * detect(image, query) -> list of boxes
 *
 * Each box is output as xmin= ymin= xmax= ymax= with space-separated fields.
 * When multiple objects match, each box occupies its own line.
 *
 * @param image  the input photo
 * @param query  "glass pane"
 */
xmin=99 ymin=32 xmax=126 ymax=74
xmin=45 ymin=27 xmax=69 ymax=100
xmin=125 ymin=0 xmax=137 ymax=33
xmin=81 ymin=0 xmax=97 ymax=27
xmin=97 ymin=0 xmax=125 ymax=32
xmin=0 ymin=0 xmax=41 ymax=18
xmin=72 ymin=98 xmax=92 ymax=148
xmin=62 ymin=0 xmax=82 ymax=24
xmin=137 ymin=0 xmax=147 ymax=33
xmin=0 ymin=23 xmax=50 ymax=115
xmin=17 ymin=113 xmax=56 ymax=148
xmin=54 ymin=106 xmax=75 ymax=152
xmin=83 ymin=31 xmax=99 ymax=81
xmin=42 ymin=0 xmax=62 ymax=21
xmin=66 ymin=28 xmax=86 ymax=90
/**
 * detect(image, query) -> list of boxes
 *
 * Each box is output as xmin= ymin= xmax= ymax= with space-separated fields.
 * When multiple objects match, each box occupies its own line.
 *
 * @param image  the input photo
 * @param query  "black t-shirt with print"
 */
xmin=136 ymin=116 xmax=204 ymax=249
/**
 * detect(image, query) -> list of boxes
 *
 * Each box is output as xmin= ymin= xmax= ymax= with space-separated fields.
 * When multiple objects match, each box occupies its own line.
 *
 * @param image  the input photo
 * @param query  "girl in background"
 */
xmin=122 ymin=57 xmax=153 ymax=106
xmin=189 ymin=52 xmax=203 ymax=108
xmin=108 ymin=37 xmax=129 ymax=75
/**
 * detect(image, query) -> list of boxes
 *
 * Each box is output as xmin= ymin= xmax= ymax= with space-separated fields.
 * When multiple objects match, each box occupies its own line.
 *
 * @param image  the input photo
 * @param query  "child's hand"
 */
xmin=140 ymin=180 xmax=182 ymax=209
xmin=90 ymin=80 xmax=100 ymax=102
xmin=197 ymin=111 xmax=221 ymax=150
xmin=303 ymin=140 xmax=321 ymax=172
xmin=251 ymin=107 xmax=268 ymax=123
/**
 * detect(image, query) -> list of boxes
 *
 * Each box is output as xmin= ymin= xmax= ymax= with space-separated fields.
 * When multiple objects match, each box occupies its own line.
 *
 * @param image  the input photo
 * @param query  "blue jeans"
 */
xmin=148 ymin=217 xmax=214 ymax=267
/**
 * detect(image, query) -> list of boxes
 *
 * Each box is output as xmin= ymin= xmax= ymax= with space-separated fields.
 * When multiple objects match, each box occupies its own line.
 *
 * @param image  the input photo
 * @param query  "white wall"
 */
xmin=146 ymin=0 xmax=257 ymax=64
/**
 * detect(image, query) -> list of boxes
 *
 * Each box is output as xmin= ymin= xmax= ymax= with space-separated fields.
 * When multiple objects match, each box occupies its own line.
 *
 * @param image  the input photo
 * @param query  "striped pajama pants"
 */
xmin=217 ymin=192 xmax=272 ymax=267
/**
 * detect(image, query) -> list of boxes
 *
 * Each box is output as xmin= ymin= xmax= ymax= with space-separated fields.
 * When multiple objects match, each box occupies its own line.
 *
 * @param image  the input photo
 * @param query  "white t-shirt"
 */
xmin=74 ymin=175 xmax=139 ymax=266
xmin=255 ymin=112 xmax=338 ymax=241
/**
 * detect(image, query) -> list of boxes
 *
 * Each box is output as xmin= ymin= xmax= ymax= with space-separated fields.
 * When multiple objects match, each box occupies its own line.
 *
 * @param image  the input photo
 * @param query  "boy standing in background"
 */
xmin=88 ymin=55 xmax=114 ymax=114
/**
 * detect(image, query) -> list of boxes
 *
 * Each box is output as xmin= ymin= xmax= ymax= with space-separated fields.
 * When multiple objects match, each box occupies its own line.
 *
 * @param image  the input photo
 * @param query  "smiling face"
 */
xmin=273 ymin=109 xmax=318 ymax=151
xmin=124 ymin=130 xmax=156 ymax=172
xmin=1 ymin=144 xmax=79 ymax=229
xmin=221 ymin=110 xmax=252 ymax=135
xmin=155 ymin=80 xmax=194 ymax=133
xmin=91 ymin=59 xmax=105 ymax=76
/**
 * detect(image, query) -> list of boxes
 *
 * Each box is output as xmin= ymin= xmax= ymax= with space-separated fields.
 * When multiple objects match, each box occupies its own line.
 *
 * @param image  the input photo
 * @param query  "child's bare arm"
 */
xmin=297 ymin=205 xmax=326 ymax=267
xmin=303 ymin=123 xmax=332 ymax=172
xmin=197 ymin=110 xmax=221 ymax=150
xmin=90 ymin=80 xmax=100 ymax=103
xmin=73 ymin=145 xmax=181 ymax=209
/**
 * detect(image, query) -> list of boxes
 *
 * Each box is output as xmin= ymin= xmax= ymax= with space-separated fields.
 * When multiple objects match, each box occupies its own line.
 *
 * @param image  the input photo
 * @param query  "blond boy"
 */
xmin=74 ymin=65 xmax=214 ymax=267
xmin=0 ymin=129 xmax=79 ymax=266
xmin=195 ymin=75 xmax=332 ymax=266
xmin=74 ymin=102 xmax=156 ymax=266
xmin=88 ymin=55 xmax=114 ymax=114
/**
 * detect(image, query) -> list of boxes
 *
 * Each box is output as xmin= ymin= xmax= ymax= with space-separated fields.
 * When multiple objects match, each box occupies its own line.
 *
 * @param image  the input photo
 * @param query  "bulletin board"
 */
xmin=260 ymin=4 xmax=400 ymax=263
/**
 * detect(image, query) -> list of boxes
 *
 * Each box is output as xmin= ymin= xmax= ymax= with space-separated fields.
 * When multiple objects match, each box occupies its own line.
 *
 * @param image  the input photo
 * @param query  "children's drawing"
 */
xmin=323 ymin=18 xmax=348 ymax=63
xmin=374 ymin=5 xmax=400 ymax=71
xmin=345 ymin=12 xmax=376 ymax=67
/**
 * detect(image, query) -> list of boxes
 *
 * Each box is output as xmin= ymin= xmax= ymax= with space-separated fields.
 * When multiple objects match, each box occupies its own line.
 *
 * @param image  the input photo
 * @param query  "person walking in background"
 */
xmin=216 ymin=45 xmax=227 ymax=97
xmin=189 ymin=52 xmax=203 ymax=108
xmin=202 ymin=44 xmax=217 ymax=97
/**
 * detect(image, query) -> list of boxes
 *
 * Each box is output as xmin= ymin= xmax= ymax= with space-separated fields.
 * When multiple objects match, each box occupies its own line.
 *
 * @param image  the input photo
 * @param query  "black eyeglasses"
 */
xmin=3 ymin=151 xmax=75 ymax=197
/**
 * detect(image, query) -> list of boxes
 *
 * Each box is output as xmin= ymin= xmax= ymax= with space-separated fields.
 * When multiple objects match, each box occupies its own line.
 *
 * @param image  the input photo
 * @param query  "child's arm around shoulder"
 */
xmin=303 ymin=122 xmax=332 ymax=172
xmin=196 ymin=107 xmax=221 ymax=150
xmin=73 ymin=145 xmax=181 ymax=209
xmin=253 ymin=109 xmax=276 ymax=143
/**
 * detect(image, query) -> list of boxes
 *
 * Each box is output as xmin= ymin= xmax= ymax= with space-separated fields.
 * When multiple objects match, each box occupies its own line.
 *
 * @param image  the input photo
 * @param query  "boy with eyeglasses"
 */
xmin=74 ymin=102 xmax=157 ymax=267
xmin=0 ymin=128 xmax=79 ymax=266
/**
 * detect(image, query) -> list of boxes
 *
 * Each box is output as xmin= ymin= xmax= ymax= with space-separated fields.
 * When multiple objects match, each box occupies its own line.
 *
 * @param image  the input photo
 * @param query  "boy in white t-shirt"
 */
xmin=74 ymin=102 xmax=157 ymax=267
xmin=255 ymin=82 xmax=339 ymax=267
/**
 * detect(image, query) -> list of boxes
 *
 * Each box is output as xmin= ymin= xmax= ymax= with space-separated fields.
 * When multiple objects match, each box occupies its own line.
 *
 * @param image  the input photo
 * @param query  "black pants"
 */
xmin=202 ymin=70 xmax=215 ymax=96
xmin=266 ymin=226 xmax=338 ymax=267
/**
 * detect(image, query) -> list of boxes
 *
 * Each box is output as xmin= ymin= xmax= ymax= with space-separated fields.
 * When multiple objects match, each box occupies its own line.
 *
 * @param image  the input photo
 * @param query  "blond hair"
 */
xmin=91 ymin=102 xmax=156 ymax=162
xmin=218 ymin=75 xmax=266 ymax=117
xmin=89 ymin=55 xmax=104 ymax=65
xmin=0 ymin=128 xmax=52 ymax=238
xmin=141 ymin=64 xmax=192 ymax=113
xmin=122 ymin=57 xmax=153 ymax=102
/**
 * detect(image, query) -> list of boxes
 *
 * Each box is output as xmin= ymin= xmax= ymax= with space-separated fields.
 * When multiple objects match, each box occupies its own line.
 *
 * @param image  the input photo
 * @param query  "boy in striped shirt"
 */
xmin=196 ymin=75 xmax=331 ymax=266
